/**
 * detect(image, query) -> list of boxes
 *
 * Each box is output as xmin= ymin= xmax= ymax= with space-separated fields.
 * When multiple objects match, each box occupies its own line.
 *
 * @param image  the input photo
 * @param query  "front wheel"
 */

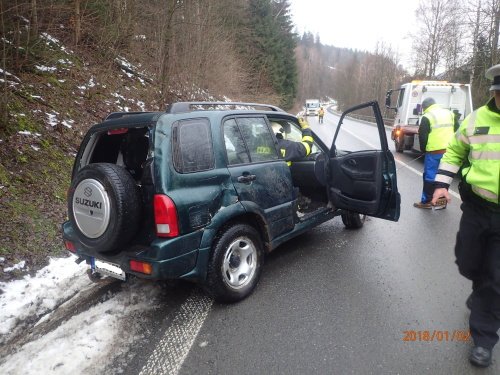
xmin=341 ymin=211 xmax=366 ymax=229
xmin=205 ymin=224 xmax=264 ymax=303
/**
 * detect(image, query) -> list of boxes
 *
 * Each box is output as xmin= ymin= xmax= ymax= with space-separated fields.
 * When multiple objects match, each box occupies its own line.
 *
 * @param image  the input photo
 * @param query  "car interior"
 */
xmin=268 ymin=117 xmax=329 ymax=217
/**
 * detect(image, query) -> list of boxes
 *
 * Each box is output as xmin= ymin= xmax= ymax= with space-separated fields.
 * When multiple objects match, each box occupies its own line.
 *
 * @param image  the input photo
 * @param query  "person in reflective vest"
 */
xmin=274 ymin=117 xmax=314 ymax=166
xmin=318 ymin=107 xmax=325 ymax=124
xmin=413 ymin=97 xmax=456 ymax=209
xmin=432 ymin=63 xmax=500 ymax=368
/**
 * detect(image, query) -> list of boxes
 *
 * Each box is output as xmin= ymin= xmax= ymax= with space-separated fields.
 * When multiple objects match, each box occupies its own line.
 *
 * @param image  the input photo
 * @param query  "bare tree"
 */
xmin=30 ymin=0 xmax=38 ymax=38
xmin=412 ymin=0 xmax=459 ymax=77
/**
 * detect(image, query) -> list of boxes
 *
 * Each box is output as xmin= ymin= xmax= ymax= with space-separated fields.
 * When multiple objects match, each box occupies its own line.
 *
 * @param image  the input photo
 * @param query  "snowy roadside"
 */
xmin=0 ymin=256 xmax=163 ymax=374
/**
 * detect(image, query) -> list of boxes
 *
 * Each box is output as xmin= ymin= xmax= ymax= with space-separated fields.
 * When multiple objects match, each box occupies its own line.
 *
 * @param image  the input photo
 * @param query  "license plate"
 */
xmin=93 ymin=258 xmax=126 ymax=281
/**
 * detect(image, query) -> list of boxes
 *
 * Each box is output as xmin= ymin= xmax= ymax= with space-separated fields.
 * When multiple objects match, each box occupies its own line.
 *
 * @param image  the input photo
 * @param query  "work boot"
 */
xmin=469 ymin=346 xmax=492 ymax=367
xmin=413 ymin=201 xmax=432 ymax=209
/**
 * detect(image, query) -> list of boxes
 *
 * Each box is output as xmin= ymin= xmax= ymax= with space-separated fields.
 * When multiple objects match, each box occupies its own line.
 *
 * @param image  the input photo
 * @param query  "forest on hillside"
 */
xmin=2 ymin=0 xmax=500 ymax=117
xmin=0 ymin=0 xmax=499 ymax=275
xmin=295 ymin=0 xmax=500 ymax=114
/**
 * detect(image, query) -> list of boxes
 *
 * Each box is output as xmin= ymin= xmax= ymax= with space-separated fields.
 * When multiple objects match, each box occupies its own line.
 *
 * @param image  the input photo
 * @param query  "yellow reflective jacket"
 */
xmin=421 ymin=104 xmax=455 ymax=151
xmin=435 ymin=98 xmax=500 ymax=204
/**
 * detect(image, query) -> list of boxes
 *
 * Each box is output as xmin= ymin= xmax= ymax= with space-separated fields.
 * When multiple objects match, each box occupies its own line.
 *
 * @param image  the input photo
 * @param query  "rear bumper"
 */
xmin=62 ymin=221 xmax=205 ymax=281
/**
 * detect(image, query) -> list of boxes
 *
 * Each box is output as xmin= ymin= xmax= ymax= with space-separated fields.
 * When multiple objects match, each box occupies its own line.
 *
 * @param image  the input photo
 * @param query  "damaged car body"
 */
xmin=62 ymin=101 xmax=400 ymax=302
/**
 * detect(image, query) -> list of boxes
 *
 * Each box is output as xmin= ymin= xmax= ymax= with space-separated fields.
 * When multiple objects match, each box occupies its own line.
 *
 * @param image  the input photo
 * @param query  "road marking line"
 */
xmin=341 ymin=126 xmax=460 ymax=199
xmin=139 ymin=292 xmax=213 ymax=375
xmin=139 ymin=118 xmax=460 ymax=375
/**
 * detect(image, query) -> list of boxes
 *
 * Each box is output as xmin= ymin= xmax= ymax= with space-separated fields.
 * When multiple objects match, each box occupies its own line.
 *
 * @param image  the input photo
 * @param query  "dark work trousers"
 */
xmin=455 ymin=201 xmax=500 ymax=349
xmin=421 ymin=152 xmax=444 ymax=203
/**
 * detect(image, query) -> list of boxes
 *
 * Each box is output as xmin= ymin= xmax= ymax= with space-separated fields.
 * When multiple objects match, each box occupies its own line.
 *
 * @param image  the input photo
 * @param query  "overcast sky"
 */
xmin=289 ymin=0 xmax=421 ymax=69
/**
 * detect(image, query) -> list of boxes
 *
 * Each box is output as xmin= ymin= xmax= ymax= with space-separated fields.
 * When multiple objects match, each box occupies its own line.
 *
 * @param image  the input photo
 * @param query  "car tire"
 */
xmin=68 ymin=163 xmax=142 ymax=253
xmin=341 ymin=211 xmax=366 ymax=229
xmin=205 ymin=223 xmax=263 ymax=303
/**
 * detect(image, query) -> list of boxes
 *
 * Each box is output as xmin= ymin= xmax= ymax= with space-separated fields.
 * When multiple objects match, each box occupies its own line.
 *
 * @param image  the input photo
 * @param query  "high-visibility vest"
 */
xmin=436 ymin=99 xmax=500 ymax=204
xmin=422 ymin=104 xmax=455 ymax=151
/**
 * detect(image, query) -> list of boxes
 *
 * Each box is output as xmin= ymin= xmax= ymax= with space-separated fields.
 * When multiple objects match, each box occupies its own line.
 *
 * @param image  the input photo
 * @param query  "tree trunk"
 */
xmin=74 ymin=0 xmax=81 ymax=46
xmin=30 ymin=0 xmax=38 ymax=38
xmin=493 ymin=2 xmax=500 ymax=64
xmin=470 ymin=0 xmax=481 ymax=85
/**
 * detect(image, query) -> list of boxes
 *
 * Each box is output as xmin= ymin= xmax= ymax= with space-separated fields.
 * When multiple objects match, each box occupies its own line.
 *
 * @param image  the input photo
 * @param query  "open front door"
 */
xmin=328 ymin=101 xmax=400 ymax=221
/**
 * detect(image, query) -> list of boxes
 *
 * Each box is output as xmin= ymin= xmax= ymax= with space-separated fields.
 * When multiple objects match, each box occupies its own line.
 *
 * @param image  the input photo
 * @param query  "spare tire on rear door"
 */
xmin=68 ymin=163 xmax=142 ymax=253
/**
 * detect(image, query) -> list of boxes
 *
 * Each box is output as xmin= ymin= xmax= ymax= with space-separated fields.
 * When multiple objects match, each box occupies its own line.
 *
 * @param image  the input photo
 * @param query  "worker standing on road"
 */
xmin=413 ymin=97 xmax=456 ymax=209
xmin=432 ymin=63 xmax=500 ymax=368
xmin=318 ymin=107 xmax=325 ymax=124
xmin=272 ymin=117 xmax=314 ymax=165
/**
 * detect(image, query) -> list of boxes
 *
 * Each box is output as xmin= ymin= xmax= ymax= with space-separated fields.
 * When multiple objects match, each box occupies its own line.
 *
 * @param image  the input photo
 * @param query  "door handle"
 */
xmin=237 ymin=174 xmax=256 ymax=183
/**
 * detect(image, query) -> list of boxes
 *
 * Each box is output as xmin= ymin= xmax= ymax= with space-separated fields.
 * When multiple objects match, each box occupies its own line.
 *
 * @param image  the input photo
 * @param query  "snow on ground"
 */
xmin=0 ymin=256 xmax=163 ymax=374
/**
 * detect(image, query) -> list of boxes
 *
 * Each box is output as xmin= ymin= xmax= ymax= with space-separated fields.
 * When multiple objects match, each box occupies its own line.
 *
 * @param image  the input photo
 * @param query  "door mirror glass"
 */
xmin=413 ymin=104 xmax=421 ymax=116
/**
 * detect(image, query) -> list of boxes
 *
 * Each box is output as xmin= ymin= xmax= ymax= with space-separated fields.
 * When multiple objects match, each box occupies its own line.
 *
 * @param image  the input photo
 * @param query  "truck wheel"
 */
xmin=341 ymin=211 xmax=366 ymax=229
xmin=394 ymin=136 xmax=404 ymax=153
xmin=205 ymin=224 xmax=263 ymax=303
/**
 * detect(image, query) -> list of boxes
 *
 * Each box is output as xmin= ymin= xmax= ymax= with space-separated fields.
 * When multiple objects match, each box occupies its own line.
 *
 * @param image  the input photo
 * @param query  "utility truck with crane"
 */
xmin=305 ymin=99 xmax=321 ymax=116
xmin=385 ymin=81 xmax=473 ymax=153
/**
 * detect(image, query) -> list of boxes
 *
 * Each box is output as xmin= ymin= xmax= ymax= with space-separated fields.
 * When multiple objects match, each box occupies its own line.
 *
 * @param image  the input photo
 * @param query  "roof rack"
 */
xmin=104 ymin=111 xmax=154 ymax=121
xmin=165 ymin=102 xmax=284 ymax=114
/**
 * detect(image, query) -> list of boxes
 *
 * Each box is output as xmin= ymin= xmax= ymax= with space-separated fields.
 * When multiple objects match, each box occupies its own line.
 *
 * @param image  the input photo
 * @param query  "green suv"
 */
xmin=62 ymin=101 xmax=400 ymax=302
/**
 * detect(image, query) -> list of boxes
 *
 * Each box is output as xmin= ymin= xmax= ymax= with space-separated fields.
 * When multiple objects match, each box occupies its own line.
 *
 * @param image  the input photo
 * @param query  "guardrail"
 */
xmin=327 ymin=109 xmax=394 ymax=129
xmin=298 ymin=107 xmax=395 ymax=129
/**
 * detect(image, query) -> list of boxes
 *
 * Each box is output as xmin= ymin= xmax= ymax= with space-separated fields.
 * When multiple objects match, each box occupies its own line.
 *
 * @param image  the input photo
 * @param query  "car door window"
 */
xmin=239 ymin=117 xmax=278 ymax=162
xmin=224 ymin=117 xmax=278 ymax=163
xmin=270 ymin=119 xmax=319 ymax=154
xmin=223 ymin=119 xmax=250 ymax=165
xmin=171 ymin=118 xmax=214 ymax=173
xmin=332 ymin=109 xmax=382 ymax=154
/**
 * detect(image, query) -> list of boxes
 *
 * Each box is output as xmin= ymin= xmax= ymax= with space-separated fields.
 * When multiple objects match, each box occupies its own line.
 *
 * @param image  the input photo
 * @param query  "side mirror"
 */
xmin=413 ymin=104 xmax=422 ymax=116
xmin=385 ymin=92 xmax=391 ymax=108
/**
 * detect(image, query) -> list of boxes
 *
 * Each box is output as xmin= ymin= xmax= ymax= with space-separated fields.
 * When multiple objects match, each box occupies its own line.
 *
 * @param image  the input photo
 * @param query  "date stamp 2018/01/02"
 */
xmin=402 ymin=330 xmax=471 ymax=342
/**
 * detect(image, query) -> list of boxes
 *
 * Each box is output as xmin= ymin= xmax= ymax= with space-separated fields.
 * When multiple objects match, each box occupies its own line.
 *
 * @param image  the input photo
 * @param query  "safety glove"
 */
xmin=298 ymin=117 xmax=309 ymax=129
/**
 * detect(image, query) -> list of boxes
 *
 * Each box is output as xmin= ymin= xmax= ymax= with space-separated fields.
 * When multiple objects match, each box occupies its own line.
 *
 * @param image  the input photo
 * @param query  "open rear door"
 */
xmin=328 ymin=101 xmax=400 ymax=221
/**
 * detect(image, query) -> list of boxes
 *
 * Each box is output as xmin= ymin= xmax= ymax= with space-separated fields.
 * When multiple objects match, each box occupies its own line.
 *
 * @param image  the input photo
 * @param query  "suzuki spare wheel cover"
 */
xmin=72 ymin=178 xmax=111 ymax=238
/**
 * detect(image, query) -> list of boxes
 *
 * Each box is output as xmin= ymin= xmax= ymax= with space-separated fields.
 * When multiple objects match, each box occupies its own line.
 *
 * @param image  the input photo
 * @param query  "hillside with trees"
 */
xmin=0 ymin=0 xmax=499 ymax=278
xmin=0 ymin=0 xmax=300 ymax=278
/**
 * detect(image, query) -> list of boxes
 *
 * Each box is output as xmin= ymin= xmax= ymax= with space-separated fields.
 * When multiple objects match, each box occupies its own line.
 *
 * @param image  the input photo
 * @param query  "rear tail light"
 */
xmin=107 ymin=128 xmax=128 ymax=135
xmin=154 ymin=194 xmax=179 ymax=237
xmin=129 ymin=260 xmax=152 ymax=275
xmin=64 ymin=240 xmax=76 ymax=253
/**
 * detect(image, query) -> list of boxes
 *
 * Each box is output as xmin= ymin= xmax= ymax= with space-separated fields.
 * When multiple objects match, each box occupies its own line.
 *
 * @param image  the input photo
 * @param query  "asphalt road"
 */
xmin=173 ymin=110 xmax=498 ymax=374
xmin=5 ymin=107 xmax=495 ymax=375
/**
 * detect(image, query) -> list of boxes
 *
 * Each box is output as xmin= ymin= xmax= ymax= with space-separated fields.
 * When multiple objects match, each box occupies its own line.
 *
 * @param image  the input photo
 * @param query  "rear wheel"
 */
xmin=341 ymin=211 xmax=366 ymax=229
xmin=205 ymin=224 xmax=263 ymax=303
xmin=394 ymin=136 xmax=404 ymax=153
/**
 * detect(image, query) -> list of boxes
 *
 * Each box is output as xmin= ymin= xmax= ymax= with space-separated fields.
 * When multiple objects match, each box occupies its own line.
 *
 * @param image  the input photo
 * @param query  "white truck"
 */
xmin=305 ymin=99 xmax=321 ymax=116
xmin=385 ymin=80 xmax=473 ymax=153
